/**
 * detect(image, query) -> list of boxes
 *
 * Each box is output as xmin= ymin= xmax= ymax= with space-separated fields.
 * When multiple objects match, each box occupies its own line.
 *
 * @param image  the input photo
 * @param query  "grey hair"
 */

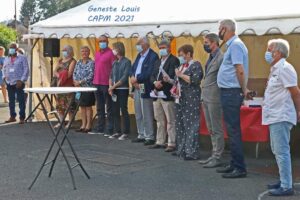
xmin=159 ymin=39 xmax=170 ymax=47
xmin=268 ymin=39 xmax=290 ymax=58
xmin=80 ymin=45 xmax=90 ymax=51
xmin=204 ymin=33 xmax=220 ymax=46
xmin=63 ymin=45 xmax=74 ymax=56
xmin=219 ymin=19 xmax=237 ymax=32
xmin=138 ymin=36 xmax=150 ymax=45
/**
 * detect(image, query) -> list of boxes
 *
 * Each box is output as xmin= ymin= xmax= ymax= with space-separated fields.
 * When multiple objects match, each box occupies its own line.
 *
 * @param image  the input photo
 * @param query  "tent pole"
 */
xmin=28 ymin=38 xmax=40 ymax=122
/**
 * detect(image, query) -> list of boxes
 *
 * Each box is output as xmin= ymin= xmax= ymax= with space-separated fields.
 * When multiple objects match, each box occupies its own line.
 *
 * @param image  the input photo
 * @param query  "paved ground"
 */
xmin=0 ymin=94 xmax=300 ymax=200
xmin=0 ymin=120 xmax=299 ymax=200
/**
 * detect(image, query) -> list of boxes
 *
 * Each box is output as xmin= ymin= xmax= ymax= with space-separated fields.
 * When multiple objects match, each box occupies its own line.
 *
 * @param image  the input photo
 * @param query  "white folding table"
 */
xmin=25 ymin=87 xmax=97 ymax=190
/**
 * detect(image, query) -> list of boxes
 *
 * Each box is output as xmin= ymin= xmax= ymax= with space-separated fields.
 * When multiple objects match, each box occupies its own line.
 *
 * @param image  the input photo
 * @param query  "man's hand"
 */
xmin=108 ymin=86 xmax=114 ymax=96
xmin=154 ymin=81 xmax=163 ymax=89
xmin=16 ymin=80 xmax=23 ymax=89
xmin=130 ymin=77 xmax=137 ymax=85
xmin=244 ymin=88 xmax=253 ymax=100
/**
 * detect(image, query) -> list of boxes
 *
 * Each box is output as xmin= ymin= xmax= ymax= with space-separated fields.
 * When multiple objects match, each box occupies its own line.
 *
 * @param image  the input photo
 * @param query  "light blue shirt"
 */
xmin=3 ymin=55 xmax=29 ymax=85
xmin=217 ymin=35 xmax=249 ymax=88
xmin=135 ymin=48 xmax=150 ymax=77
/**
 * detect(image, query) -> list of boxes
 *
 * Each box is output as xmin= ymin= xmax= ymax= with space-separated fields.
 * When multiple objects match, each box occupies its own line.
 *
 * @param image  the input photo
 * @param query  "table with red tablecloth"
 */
xmin=200 ymin=106 xmax=269 ymax=157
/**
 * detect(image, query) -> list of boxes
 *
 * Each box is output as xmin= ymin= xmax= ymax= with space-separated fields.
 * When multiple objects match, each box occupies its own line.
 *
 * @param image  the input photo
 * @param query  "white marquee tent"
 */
xmin=26 ymin=0 xmax=300 ymax=38
xmin=24 ymin=0 xmax=300 ymax=119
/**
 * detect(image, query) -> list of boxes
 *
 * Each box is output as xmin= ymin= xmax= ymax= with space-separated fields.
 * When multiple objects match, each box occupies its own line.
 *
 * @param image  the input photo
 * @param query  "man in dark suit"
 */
xmin=131 ymin=37 xmax=159 ymax=145
xmin=149 ymin=39 xmax=180 ymax=152
xmin=198 ymin=33 xmax=224 ymax=168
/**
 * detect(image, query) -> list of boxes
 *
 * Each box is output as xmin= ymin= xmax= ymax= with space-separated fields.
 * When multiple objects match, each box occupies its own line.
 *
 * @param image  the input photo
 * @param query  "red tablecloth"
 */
xmin=200 ymin=106 xmax=269 ymax=142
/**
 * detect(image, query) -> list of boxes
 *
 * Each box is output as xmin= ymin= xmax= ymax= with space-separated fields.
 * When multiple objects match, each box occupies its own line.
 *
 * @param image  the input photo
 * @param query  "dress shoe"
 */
xmin=222 ymin=169 xmax=247 ymax=178
xmin=268 ymin=187 xmax=294 ymax=196
xmin=203 ymin=159 xmax=222 ymax=168
xmin=83 ymin=128 xmax=92 ymax=133
xmin=144 ymin=140 xmax=155 ymax=146
xmin=19 ymin=119 xmax=25 ymax=124
xmin=75 ymin=128 xmax=84 ymax=132
xmin=148 ymin=144 xmax=165 ymax=149
xmin=216 ymin=165 xmax=234 ymax=173
xmin=165 ymin=146 xmax=176 ymax=152
xmin=198 ymin=156 xmax=213 ymax=164
xmin=267 ymin=181 xmax=281 ymax=190
xmin=131 ymin=138 xmax=146 ymax=143
xmin=5 ymin=117 xmax=16 ymax=123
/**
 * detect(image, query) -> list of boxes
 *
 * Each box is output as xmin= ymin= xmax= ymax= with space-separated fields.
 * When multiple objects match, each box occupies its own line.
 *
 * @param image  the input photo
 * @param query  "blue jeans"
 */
xmin=220 ymin=88 xmax=246 ymax=172
xmin=94 ymin=85 xmax=113 ymax=134
xmin=7 ymin=83 xmax=26 ymax=119
xmin=269 ymin=121 xmax=293 ymax=189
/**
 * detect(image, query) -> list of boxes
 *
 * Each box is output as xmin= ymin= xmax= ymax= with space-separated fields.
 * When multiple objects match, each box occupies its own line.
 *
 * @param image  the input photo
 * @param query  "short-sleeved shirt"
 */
xmin=73 ymin=58 xmax=95 ymax=87
xmin=262 ymin=58 xmax=297 ymax=125
xmin=217 ymin=35 xmax=249 ymax=88
xmin=0 ymin=57 xmax=5 ymax=85
xmin=93 ymin=48 xmax=115 ymax=86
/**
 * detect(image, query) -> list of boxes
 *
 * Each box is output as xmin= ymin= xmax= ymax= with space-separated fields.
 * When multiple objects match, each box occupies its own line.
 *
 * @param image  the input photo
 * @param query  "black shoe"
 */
xmin=144 ymin=140 xmax=155 ymax=146
xmin=222 ymin=169 xmax=247 ymax=178
xmin=131 ymin=138 xmax=146 ymax=143
xmin=267 ymin=181 xmax=281 ymax=190
xmin=268 ymin=187 xmax=294 ymax=196
xmin=216 ymin=165 xmax=234 ymax=173
xmin=148 ymin=144 xmax=165 ymax=149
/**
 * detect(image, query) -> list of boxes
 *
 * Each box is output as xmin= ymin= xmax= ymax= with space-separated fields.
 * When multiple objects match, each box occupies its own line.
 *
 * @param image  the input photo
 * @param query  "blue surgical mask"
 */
xmin=178 ymin=56 xmax=186 ymax=65
xmin=159 ymin=49 xmax=168 ymax=57
xmin=9 ymin=48 xmax=16 ymax=55
xmin=203 ymin=44 xmax=212 ymax=53
xmin=265 ymin=51 xmax=274 ymax=64
xmin=99 ymin=42 xmax=107 ymax=49
xmin=136 ymin=45 xmax=143 ymax=53
xmin=62 ymin=51 xmax=68 ymax=58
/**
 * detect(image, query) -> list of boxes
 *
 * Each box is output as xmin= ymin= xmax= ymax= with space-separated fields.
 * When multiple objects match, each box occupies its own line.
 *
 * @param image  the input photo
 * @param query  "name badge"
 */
xmin=9 ymin=68 xmax=15 ymax=72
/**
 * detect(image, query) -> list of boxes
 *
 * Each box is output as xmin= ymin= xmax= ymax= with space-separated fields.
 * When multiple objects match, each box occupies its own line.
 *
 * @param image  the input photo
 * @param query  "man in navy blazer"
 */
xmin=130 ymin=37 xmax=159 ymax=145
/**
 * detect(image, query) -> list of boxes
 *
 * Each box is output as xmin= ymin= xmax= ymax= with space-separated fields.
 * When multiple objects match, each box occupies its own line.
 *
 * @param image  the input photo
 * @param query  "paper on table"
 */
xmin=150 ymin=90 xmax=167 ymax=99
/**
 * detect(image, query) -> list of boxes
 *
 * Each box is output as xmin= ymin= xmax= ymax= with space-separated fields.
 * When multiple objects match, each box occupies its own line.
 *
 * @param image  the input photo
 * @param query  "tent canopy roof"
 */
xmin=26 ymin=0 xmax=300 ymax=39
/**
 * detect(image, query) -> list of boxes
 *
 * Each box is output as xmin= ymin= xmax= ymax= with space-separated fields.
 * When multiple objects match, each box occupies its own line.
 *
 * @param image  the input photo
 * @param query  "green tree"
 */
xmin=0 ymin=25 xmax=17 ymax=54
xmin=20 ymin=0 xmax=89 ymax=25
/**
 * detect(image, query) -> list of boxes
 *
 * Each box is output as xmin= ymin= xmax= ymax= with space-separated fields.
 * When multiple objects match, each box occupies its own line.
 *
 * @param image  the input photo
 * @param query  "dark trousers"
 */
xmin=95 ymin=85 xmax=113 ymax=134
xmin=112 ymin=89 xmax=130 ymax=134
xmin=7 ymin=83 xmax=26 ymax=119
xmin=220 ymin=88 xmax=246 ymax=172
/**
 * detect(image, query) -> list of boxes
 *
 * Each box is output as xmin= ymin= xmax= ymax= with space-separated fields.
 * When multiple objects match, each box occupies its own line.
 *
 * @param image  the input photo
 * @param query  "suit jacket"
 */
xmin=202 ymin=48 xmax=224 ymax=103
xmin=150 ymin=54 xmax=180 ymax=101
xmin=131 ymin=48 xmax=159 ymax=98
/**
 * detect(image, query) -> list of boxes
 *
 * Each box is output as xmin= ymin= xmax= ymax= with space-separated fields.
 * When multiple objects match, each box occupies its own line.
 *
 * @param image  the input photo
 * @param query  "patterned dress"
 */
xmin=175 ymin=60 xmax=203 ymax=159
xmin=56 ymin=58 xmax=76 ymax=113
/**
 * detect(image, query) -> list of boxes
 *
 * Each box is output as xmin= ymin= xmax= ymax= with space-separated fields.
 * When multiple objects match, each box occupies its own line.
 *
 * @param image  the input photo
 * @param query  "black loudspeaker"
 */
xmin=43 ymin=38 xmax=60 ymax=57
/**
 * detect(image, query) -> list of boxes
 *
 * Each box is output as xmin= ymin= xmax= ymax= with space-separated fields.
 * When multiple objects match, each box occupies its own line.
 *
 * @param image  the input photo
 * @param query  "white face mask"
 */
xmin=112 ymin=49 xmax=118 ymax=56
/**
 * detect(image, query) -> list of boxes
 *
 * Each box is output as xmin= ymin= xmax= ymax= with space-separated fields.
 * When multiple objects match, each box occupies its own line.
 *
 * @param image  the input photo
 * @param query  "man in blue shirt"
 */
xmin=2 ymin=43 xmax=29 ymax=124
xmin=216 ymin=19 xmax=250 ymax=178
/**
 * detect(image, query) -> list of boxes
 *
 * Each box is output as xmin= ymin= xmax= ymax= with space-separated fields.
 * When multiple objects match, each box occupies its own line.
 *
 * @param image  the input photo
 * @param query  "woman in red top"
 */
xmin=54 ymin=45 xmax=77 ymax=128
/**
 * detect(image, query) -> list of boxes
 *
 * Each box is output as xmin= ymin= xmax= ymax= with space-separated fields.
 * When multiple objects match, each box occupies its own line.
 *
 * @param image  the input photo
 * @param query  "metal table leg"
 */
xmin=28 ymin=93 xmax=82 ymax=190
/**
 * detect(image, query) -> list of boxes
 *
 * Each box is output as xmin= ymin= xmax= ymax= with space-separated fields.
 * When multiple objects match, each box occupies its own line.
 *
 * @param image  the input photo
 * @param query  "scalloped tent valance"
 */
xmin=25 ymin=0 xmax=300 ymax=39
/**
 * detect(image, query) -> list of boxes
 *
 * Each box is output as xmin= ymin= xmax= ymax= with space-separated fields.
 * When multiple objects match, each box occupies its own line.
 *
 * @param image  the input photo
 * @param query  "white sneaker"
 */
xmin=118 ymin=134 xmax=128 ymax=141
xmin=104 ymin=134 xmax=111 ymax=137
xmin=108 ymin=133 xmax=121 ymax=139
xmin=88 ymin=131 xmax=104 ymax=135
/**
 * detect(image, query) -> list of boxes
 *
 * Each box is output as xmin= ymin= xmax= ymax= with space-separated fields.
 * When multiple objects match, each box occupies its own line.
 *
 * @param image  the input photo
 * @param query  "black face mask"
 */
xmin=203 ymin=44 xmax=212 ymax=53
xmin=218 ymin=28 xmax=226 ymax=40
